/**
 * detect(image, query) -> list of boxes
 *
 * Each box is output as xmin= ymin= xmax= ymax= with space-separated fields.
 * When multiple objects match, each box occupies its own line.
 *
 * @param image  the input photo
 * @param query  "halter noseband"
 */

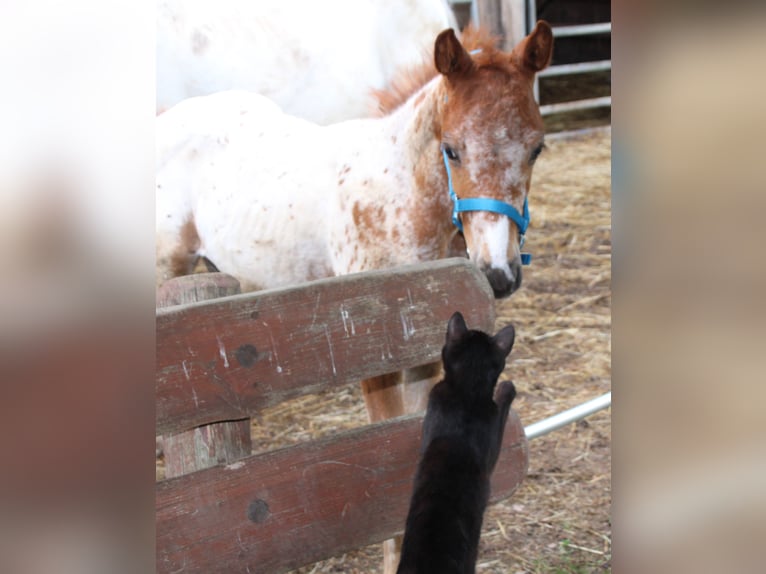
xmin=441 ymin=146 xmax=532 ymax=266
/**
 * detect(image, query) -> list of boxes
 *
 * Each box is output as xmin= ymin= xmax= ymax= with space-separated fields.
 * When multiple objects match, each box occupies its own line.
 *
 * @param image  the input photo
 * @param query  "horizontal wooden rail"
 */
xmin=156 ymin=259 xmax=496 ymax=436
xmin=157 ymin=409 xmax=528 ymax=574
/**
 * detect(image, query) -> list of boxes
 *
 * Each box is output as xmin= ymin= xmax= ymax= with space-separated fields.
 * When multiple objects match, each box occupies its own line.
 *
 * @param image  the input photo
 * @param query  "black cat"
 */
xmin=397 ymin=312 xmax=517 ymax=574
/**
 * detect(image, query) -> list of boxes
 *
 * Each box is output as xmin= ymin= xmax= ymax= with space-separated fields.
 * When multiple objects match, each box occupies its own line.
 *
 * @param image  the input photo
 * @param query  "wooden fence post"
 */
xmin=157 ymin=273 xmax=252 ymax=478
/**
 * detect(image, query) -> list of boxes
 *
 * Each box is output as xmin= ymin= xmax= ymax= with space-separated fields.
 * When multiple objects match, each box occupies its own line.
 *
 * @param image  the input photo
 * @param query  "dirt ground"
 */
xmin=264 ymin=130 xmax=612 ymax=573
xmin=157 ymin=129 xmax=611 ymax=573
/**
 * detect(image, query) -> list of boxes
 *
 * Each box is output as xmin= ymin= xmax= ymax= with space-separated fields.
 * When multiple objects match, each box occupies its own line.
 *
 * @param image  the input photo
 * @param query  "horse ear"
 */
xmin=446 ymin=311 xmax=468 ymax=345
xmin=434 ymin=29 xmax=475 ymax=79
xmin=492 ymin=324 xmax=516 ymax=358
xmin=512 ymin=20 xmax=553 ymax=75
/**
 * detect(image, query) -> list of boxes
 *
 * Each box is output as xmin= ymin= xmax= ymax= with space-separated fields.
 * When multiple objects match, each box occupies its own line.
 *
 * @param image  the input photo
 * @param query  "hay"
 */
xmin=280 ymin=130 xmax=612 ymax=573
xmin=157 ymin=130 xmax=612 ymax=573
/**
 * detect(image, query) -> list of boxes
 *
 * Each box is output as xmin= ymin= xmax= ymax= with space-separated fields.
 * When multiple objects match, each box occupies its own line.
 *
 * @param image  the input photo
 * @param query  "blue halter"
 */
xmin=441 ymin=146 xmax=532 ymax=265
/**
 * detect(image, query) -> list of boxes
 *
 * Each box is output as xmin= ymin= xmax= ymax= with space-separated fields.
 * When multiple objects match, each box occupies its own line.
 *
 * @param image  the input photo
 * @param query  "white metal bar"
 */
xmin=528 ymin=0 xmax=539 ymax=102
xmin=552 ymin=22 xmax=612 ymax=38
xmin=540 ymin=96 xmax=612 ymax=116
xmin=538 ymin=59 xmax=611 ymax=78
xmin=526 ymin=0 xmax=536 ymax=39
xmin=545 ymin=125 xmax=611 ymax=142
xmin=524 ymin=392 xmax=611 ymax=440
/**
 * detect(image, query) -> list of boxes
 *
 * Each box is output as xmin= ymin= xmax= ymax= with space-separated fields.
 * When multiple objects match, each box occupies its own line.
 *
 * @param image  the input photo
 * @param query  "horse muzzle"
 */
xmin=483 ymin=260 xmax=522 ymax=299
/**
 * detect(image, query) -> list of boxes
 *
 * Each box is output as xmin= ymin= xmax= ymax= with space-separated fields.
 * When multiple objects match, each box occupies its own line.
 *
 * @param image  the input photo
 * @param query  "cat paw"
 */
xmin=495 ymin=380 xmax=516 ymax=406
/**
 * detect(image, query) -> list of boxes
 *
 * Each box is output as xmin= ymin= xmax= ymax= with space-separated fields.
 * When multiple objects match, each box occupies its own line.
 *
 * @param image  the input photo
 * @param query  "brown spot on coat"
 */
xmin=170 ymin=217 xmax=202 ymax=277
xmin=351 ymin=202 xmax=385 ymax=243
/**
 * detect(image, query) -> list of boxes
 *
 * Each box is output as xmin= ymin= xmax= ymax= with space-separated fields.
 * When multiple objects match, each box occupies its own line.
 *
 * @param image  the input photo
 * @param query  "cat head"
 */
xmin=441 ymin=311 xmax=515 ymax=395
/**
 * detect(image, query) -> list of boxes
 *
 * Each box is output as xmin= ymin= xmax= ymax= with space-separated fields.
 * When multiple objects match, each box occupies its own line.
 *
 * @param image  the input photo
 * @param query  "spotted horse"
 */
xmin=156 ymin=22 xmax=553 ymax=573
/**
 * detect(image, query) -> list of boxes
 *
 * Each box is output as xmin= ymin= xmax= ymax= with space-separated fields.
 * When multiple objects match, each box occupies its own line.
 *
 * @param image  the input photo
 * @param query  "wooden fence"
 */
xmin=156 ymin=258 xmax=528 ymax=573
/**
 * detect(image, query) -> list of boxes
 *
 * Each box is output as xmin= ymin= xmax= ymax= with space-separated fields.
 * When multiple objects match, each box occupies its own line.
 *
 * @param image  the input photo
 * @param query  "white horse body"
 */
xmin=156 ymin=0 xmax=458 ymax=123
xmin=156 ymin=86 xmax=452 ymax=292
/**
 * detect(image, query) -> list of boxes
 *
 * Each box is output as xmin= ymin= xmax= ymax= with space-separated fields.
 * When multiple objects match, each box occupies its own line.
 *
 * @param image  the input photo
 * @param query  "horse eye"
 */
xmin=529 ymin=143 xmax=545 ymax=164
xmin=442 ymin=144 xmax=460 ymax=163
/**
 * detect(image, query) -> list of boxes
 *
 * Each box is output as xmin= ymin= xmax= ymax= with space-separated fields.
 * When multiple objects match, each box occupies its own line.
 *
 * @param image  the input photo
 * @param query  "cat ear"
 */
xmin=446 ymin=311 xmax=468 ymax=345
xmin=492 ymin=324 xmax=515 ymax=358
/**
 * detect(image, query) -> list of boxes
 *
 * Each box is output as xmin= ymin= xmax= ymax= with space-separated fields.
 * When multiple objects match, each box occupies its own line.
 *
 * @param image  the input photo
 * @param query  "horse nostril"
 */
xmin=510 ymin=261 xmax=522 ymax=293
xmin=485 ymin=268 xmax=512 ymax=299
xmin=482 ymin=265 xmax=522 ymax=299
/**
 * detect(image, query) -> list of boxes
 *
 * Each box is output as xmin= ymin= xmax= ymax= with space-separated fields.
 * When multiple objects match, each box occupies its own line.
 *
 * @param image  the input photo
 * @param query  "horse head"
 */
xmin=435 ymin=22 xmax=553 ymax=298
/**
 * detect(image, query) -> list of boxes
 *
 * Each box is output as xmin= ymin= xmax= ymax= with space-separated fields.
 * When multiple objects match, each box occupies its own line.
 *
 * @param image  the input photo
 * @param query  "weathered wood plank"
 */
xmin=162 ymin=418 xmax=252 ymax=478
xmin=158 ymin=273 xmax=253 ymax=478
xmin=156 ymin=409 xmax=527 ymax=574
xmin=157 ymin=272 xmax=242 ymax=308
xmin=475 ymin=0 xmax=503 ymax=37
xmin=156 ymin=259 xmax=495 ymax=435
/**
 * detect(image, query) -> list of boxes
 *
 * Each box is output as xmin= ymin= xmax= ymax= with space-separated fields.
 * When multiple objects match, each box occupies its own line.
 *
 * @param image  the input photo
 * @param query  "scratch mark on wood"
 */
xmin=339 ymin=304 xmax=357 ymax=336
xmin=340 ymin=304 xmax=351 ymax=337
xmin=216 ymin=336 xmax=230 ymax=368
xmin=182 ymin=360 xmax=191 ymax=381
xmin=323 ymin=326 xmax=337 ymax=377
xmin=302 ymin=459 xmax=375 ymax=479
xmin=400 ymin=310 xmax=415 ymax=341
xmin=310 ymin=292 xmax=322 ymax=328
xmin=382 ymin=324 xmax=394 ymax=359
xmin=268 ymin=331 xmax=283 ymax=374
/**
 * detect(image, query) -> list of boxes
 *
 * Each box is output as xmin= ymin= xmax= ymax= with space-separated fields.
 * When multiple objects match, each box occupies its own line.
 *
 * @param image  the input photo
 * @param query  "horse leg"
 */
xmin=360 ymin=373 xmax=405 ymax=422
xmin=360 ymin=361 xmax=442 ymax=574
xmin=382 ymin=537 xmax=403 ymax=574
xmin=400 ymin=362 xmax=441 ymax=413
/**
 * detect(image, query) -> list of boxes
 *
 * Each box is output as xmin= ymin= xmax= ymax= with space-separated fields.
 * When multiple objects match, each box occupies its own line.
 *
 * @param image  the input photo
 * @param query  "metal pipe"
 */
xmin=540 ymin=96 xmax=612 ymax=116
xmin=545 ymin=125 xmax=612 ymax=141
xmin=527 ymin=0 xmax=537 ymax=39
xmin=527 ymin=0 xmax=539 ymax=102
xmin=552 ymin=22 xmax=612 ymax=37
xmin=524 ymin=392 xmax=611 ymax=440
xmin=538 ymin=59 xmax=612 ymax=78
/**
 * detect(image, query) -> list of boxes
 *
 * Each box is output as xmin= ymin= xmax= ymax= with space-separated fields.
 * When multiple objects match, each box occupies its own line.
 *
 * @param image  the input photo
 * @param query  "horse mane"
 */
xmin=372 ymin=26 xmax=507 ymax=116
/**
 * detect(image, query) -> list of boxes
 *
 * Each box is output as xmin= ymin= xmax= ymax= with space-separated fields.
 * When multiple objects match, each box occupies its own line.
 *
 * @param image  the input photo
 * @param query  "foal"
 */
xmin=397 ymin=312 xmax=517 ymax=574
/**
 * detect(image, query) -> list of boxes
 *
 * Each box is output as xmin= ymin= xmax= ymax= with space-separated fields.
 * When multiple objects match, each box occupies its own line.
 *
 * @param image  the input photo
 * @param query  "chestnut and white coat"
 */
xmin=156 ymin=23 xmax=553 ymax=298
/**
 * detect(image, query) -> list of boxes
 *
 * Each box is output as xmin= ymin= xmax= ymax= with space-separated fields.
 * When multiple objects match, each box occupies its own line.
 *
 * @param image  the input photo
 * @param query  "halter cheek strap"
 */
xmin=441 ymin=147 xmax=532 ymax=266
